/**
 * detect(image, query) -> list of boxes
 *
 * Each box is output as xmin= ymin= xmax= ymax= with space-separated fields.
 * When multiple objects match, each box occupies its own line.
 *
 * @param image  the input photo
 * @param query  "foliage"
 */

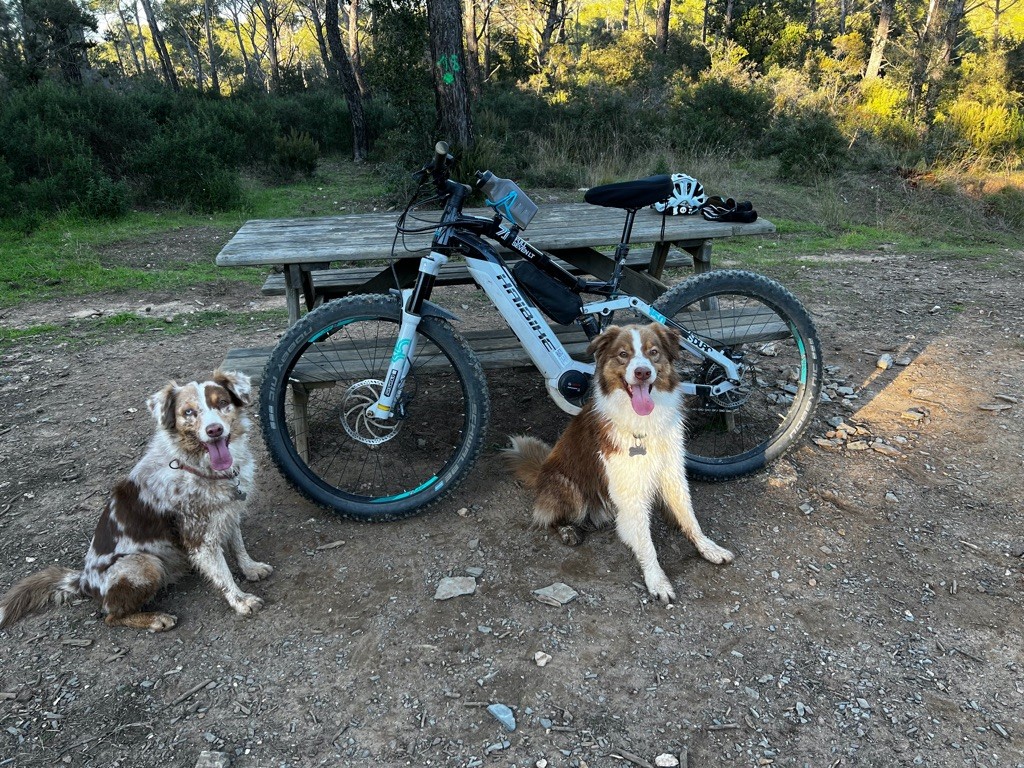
xmin=670 ymin=78 xmax=774 ymax=154
xmin=767 ymin=109 xmax=849 ymax=180
xmin=273 ymin=128 xmax=320 ymax=179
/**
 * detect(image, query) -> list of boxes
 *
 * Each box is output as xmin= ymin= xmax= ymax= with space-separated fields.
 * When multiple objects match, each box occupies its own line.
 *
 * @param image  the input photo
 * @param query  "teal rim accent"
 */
xmin=792 ymin=323 xmax=807 ymax=383
xmin=369 ymin=476 xmax=438 ymax=503
xmin=650 ymin=308 xmax=668 ymax=324
xmin=309 ymin=317 xmax=360 ymax=344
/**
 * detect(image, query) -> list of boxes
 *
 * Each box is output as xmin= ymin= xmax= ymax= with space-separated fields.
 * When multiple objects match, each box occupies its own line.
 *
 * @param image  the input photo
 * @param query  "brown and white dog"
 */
xmin=506 ymin=324 xmax=734 ymax=602
xmin=0 ymin=371 xmax=271 ymax=633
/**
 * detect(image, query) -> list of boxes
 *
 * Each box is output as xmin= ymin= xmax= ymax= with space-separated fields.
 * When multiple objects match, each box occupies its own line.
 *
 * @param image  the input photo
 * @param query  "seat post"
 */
xmin=609 ymin=208 xmax=638 ymax=293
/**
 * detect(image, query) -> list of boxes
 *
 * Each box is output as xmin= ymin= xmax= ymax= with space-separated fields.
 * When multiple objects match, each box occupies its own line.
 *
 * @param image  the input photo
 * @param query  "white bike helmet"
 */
xmin=652 ymin=173 xmax=708 ymax=215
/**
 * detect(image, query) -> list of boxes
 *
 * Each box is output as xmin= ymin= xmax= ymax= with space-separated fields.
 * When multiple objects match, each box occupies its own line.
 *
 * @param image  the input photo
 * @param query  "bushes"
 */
xmin=0 ymin=84 xmax=352 ymax=219
xmin=670 ymin=79 xmax=773 ymax=154
xmin=767 ymin=109 xmax=849 ymax=180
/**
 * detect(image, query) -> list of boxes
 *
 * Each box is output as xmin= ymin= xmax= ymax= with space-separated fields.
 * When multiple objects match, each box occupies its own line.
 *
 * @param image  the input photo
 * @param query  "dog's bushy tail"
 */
xmin=504 ymin=435 xmax=551 ymax=490
xmin=0 ymin=566 xmax=81 ymax=630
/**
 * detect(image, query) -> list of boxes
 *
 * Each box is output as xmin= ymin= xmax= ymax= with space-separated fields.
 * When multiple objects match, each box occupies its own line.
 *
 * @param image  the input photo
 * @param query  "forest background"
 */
xmin=0 ymin=0 xmax=1022 ymax=246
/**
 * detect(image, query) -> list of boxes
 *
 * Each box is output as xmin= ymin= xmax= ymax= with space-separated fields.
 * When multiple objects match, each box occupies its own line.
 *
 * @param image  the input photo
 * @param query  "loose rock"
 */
xmin=433 ymin=576 xmax=476 ymax=600
xmin=487 ymin=703 xmax=516 ymax=731
xmin=533 ymin=582 xmax=578 ymax=606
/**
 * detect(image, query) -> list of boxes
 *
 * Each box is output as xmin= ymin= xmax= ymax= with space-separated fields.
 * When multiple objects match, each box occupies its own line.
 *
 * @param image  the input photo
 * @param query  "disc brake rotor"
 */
xmin=699 ymin=358 xmax=753 ymax=410
xmin=341 ymin=379 xmax=402 ymax=445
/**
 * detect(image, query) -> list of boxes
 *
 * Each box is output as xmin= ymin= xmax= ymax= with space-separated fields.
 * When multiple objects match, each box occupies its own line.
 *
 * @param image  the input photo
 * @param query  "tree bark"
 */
xmin=463 ymin=0 xmax=482 ymax=95
xmin=325 ymin=0 xmax=369 ymax=160
xmin=346 ymin=0 xmax=369 ymax=96
xmin=923 ymin=0 xmax=967 ymax=120
xmin=204 ymin=0 xmax=220 ymax=94
xmin=116 ymin=4 xmax=144 ymax=76
xmin=256 ymin=0 xmax=281 ymax=90
xmin=426 ymin=0 xmax=474 ymax=149
xmin=138 ymin=0 xmax=179 ymax=90
xmin=864 ymin=0 xmax=894 ymax=79
xmin=907 ymin=0 xmax=940 ymax=118
xmin=130 ymin=0 xmax=153 ymax=73
xmin=656 ymin=0 xmax=670 ymax=53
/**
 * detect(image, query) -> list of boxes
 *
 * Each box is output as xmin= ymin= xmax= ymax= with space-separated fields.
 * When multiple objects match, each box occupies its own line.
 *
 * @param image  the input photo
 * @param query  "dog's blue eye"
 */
xmin=184 ymin=408 xmax=196 ymax=417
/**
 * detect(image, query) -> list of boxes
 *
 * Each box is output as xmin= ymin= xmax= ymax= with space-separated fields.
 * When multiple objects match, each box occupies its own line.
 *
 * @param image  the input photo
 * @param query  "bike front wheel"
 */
xmin=259 ymin=294 xmax=490 ymax=521
xmin=653 ymin=269 xmax=823 ymax=481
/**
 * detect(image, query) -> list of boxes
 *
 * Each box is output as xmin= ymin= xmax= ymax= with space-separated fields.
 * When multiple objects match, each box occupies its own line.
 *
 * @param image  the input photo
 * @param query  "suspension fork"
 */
xmin=369 ymin=251 xmax=449 ymax=419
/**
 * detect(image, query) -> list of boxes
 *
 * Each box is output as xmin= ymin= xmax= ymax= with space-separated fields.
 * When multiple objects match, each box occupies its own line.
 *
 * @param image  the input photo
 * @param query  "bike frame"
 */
xmin=368 ymin=184 xmax=745 ymax=418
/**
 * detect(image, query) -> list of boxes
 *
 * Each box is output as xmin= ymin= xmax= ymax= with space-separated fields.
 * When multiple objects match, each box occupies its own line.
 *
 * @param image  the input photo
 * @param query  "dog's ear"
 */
xmin=213 ymin=370 xmax=252 ymax=407
xmin=651 ymin=323 xmax=683 ymax=363
xmin=147 ymin=382 xmax=179 ymax=432
xmin=587 ymin=326 xmax=623 ymax=361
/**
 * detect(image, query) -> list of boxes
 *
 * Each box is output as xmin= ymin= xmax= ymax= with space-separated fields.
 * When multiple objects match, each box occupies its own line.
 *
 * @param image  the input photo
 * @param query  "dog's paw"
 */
xmin=231 ymin=593 xmax=265 ymax=615
xmin=557 ymin=525 xmax=584 ymax=546
xmin=148 ymin=613 xmax=178 ymax=632
xmin=697 ymin=538 xmax=735 ymax=565
xmin=242 ymin=561 xmax=274 ymax=582
xmin=645 ymin=571 xmax=676 ymax=604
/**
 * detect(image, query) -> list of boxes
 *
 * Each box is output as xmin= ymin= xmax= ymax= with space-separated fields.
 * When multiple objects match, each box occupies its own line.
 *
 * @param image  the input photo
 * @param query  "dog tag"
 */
xmin=629 ymin=445 xmax=647 ymax=457
xmin=234 ymin=486 xmax=248 ymax=501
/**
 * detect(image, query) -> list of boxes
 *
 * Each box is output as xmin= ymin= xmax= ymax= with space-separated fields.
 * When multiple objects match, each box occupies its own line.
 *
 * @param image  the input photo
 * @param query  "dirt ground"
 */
xmin=0 ymin=235 xmax=1022 ymax=768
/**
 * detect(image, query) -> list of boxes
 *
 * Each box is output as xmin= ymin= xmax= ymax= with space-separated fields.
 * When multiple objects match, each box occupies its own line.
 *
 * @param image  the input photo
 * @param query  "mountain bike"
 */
xmin=259 ymin=142 xmax=823 ymax=520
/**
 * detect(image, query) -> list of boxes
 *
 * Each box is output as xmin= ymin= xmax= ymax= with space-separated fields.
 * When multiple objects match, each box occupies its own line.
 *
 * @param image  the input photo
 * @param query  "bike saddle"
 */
xmin=584 ymin=175 xmax=674 ymax=210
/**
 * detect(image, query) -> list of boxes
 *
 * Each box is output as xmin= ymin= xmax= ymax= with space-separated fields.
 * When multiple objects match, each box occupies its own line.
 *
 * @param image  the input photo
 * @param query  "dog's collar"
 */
xmin=168 ymin=460 xmax=247 ymax=500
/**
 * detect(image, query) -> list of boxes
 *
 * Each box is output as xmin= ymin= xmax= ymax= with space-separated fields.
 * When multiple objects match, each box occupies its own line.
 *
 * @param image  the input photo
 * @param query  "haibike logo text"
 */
xmin=496 ymin=272 xmax=558 ymax=355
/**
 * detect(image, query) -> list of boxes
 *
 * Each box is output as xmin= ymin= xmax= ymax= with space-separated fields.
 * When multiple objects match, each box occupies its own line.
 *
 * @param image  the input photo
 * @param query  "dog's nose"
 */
xmin=206 ymin=424 xmax=224 ymax=438
xmin=634 ymin=367 xmax=652 ymax=382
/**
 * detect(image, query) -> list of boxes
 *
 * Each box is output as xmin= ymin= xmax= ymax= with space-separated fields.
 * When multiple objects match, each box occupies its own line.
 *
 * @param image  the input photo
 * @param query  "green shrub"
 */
xmin=984 ymin=185 xmax=1024 ymax=229
xmin=81 ymin=174 xmax=130 ymax=218
xmin=768 ymin=109 xmax=848 ymax=180
xmin=670 ymin=79 xmax=773 ymax=154
xmin=131 ymin=118 xmax=242 ymax=212
xmin=273 ymin=128 xmax=320 ymax=179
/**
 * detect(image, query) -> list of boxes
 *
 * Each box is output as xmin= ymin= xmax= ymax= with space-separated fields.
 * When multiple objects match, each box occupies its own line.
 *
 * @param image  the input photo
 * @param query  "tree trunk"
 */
xmin=923 ymin=0 xmax=967 ymax=120
xmin=723 ymin=0 xmax=735 ymax=37
xmin=838 ymin=0 xmax=847 ymax=35
xmin=204 ymin=0 xmax=220 ymax=94
xmin=117 ymin=5 xmax=144 ymax=76
xmin=131 ymin=0 xmax=153 ymax=74
xmin=463 ymin=0 xmax=482 ymax=95
xmin=426 ymin=0 xmax=474 ymax=149
xmin=325 ymin=0 xmax=369 ymax=160
xmin=138 ymin=0 xmax=179 ymax=90
xmin=257 ymin=0 xmax=281 ymax=91
xmin=347 ymin=0 xmax=369 ymax=97
xmin=179 ymin=26 xmax=204 ymax=92
xmin=622 ymin=0 xmax=630 ymax=30
xmin=656 ymin=0 xmax=670 ymax=53
xmin=907 ymin=0 xmax=940 ymax=118
xmin=864 ymin=0 xmax=893 ymax=79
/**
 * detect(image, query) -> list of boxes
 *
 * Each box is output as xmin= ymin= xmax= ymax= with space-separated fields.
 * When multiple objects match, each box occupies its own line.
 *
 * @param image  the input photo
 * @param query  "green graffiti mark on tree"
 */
xmin=436 ymin=54 xmax=461 ymax=86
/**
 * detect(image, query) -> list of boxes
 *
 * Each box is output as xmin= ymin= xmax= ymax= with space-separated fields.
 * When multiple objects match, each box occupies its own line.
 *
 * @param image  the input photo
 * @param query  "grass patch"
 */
xmin=0 ymin=161 xmax=389 ymax=308
xmin=0 ymin=324 xmax=59 ymax=347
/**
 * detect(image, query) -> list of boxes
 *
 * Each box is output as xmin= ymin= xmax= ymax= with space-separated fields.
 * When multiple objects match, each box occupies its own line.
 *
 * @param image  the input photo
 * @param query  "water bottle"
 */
xmin=477 ymin=171 xmax=539 ymax=230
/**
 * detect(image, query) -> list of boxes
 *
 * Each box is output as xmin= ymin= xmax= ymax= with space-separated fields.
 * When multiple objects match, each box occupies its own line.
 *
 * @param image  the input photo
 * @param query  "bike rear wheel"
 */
xmin=653 ymin=270 xmax=822 ymax=480
xmin=259 ymin=294 xmax=490 ymax=520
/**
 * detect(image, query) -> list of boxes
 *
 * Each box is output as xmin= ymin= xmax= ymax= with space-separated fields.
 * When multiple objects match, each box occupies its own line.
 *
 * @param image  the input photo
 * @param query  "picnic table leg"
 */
xmin=682 ymin=240 xmax=713 ymax=274
xmin=289 ymin=381 xmax=310 ymax=463
xmin=284 ymin=265 xmax=304 ymax=325
xmin=647 ymin=241 xmax=670 ymax=279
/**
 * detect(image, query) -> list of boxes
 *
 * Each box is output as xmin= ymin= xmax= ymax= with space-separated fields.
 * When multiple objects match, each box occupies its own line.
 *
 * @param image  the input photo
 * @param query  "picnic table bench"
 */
xmin=216 ymin=202 xmax=775 ymax=381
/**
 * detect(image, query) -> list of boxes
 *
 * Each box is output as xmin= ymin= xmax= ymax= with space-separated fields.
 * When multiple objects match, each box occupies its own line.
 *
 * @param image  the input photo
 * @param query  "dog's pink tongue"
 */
xmin=205 ymin=438 xmax=233 ymax=471
xmin=631 ymin=383 xmax=655 ymax=416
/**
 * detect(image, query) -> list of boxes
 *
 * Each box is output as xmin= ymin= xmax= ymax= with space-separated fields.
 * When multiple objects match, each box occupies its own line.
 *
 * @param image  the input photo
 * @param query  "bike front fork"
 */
xmin=369 ymin=251 xmax=449 ymax=419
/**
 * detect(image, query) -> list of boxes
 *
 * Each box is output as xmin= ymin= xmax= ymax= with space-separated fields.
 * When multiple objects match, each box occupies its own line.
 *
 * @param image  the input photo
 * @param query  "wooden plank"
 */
xmin=260 ymin=249 xmax=690 ymax=297
xmin=221 ymin=308 xmax=789 ymax=385
xmin=216 ymin=203 xmax=775 ymax=268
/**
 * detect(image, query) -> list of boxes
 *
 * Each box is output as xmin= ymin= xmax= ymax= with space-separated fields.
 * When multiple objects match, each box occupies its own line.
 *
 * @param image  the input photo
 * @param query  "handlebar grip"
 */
xmin=433 ymin=141 xmax=450 ymax=170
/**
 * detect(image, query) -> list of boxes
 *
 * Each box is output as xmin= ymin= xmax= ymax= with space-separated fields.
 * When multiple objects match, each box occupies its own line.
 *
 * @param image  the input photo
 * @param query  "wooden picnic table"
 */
xmin=216 ymin=202 xmax=776 ymax=325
